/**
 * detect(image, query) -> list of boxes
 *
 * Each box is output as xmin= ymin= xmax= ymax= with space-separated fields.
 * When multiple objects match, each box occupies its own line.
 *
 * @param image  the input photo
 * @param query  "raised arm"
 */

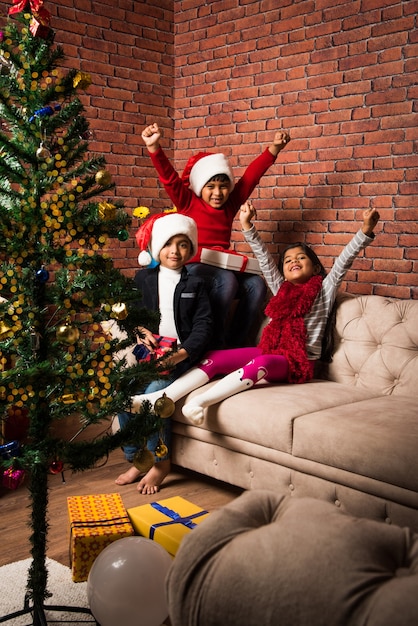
xmin=361 ymin=207 xmax=380 ymax=237
xmin=240 ymin=201 xmax=283 ymax=295
xmin=267 ymin=130 xmax=291 ymax=157
xmin=141 ymin=123 xmax=161 ymax=154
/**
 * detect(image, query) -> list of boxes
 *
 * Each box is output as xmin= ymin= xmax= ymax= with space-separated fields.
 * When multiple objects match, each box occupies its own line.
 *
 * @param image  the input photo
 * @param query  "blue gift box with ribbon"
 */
xmin=0 ymin=440 xmax=21 ymax=460
xmin=127 ymin=496 xmax=210 ymax=557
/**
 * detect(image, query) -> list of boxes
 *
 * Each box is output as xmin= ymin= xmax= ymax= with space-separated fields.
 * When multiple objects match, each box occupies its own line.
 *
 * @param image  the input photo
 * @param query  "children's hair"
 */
xmin=278 ymin=242 xmax=327 ymax=278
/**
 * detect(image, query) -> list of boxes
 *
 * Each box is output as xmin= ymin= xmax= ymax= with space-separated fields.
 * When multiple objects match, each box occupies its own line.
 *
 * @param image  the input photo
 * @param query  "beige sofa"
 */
xmin=170 ymin=294 xmax=418 ymax=532
xmin=167 ymin=490 xmax=418 ymax=626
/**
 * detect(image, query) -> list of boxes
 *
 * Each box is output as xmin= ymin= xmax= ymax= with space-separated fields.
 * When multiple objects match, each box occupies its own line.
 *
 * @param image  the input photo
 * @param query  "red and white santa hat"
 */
xmin=182 ymin=152 xmax=235 ymax=197
xmin=136 ymin=212 xmax=198 ymax=266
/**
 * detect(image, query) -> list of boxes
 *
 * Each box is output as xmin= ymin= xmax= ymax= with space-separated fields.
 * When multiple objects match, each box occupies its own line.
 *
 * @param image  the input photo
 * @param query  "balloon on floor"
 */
xmin=87 ymin=536 xmax=172 ymax=626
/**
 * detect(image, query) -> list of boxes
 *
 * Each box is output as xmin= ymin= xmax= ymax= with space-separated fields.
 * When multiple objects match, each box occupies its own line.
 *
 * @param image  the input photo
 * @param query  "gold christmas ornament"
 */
xmin=98 ymin=201 xmax=117 ymax=220
xmin=95 ymin=170 xmax=112 ymax=186
xmin=61 ymin=393 xmax=77 ymax=404
xmin=73 ymin=71 xmax=92 ymax=90
xmin=0 ymin=320 xmax=11 ymax=339
xmin=133 ymin=448 xmax=155 ymax=473
xmin=111 ymin=302 xmax=128 ymax=320
xmin=154 ymin=393 xmax=175 ymax=418
xmin=56 ymin=323 xmax=80 ymax=345
xmin=155 ymin=438 xmax=169 ymax=459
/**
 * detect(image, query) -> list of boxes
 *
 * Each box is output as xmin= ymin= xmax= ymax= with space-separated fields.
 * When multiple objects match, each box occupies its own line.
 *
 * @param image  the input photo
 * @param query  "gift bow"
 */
xmin=8 ymin=0 xmax=50 ymax=20
xmin=149 ymin=501 xmax=208 ymax=539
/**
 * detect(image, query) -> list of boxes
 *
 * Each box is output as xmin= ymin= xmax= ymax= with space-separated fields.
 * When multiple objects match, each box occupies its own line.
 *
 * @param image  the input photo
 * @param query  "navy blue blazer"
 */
xmin=134 ymin=266 xmax=213 ymax=365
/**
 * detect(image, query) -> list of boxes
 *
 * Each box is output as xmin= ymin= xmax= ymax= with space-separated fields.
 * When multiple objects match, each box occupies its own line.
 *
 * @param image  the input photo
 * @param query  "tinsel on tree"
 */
xmin=0 ymin=2 xmax=167 ymax=623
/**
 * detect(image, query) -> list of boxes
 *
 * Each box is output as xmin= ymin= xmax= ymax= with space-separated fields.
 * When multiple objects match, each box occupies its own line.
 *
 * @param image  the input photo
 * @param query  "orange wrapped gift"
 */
xmin=68 ymin=493 xmax=134 ymax=582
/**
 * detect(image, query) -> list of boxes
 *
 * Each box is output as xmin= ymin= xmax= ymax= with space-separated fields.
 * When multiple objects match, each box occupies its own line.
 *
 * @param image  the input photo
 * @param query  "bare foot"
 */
xmin=137 ymin=459 xmax=171 ymax=495
xmin=115 ymin=465 xmax=143 ymax=485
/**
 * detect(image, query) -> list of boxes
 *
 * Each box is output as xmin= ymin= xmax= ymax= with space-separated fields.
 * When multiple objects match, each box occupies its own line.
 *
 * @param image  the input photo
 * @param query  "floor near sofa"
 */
xmin=0 ymin=447 xmax=243 ymax=569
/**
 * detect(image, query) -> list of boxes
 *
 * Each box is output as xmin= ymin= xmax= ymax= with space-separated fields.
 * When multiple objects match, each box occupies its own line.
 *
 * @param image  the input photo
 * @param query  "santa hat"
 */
xmin=136 ymin=212 xmax=198 ymax=266
xmin=182 ymin=152 xmax=235 ymax=197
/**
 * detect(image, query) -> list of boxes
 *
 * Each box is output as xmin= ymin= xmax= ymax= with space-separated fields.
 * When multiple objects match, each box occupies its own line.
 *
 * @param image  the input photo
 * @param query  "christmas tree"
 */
xmin=0 ymin=2 xmax=167 ymax=623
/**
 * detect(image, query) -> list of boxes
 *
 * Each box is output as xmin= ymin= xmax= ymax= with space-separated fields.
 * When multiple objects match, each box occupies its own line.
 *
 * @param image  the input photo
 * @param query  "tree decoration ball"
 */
xmin=154 ymin=394 xmax=175 ymax=418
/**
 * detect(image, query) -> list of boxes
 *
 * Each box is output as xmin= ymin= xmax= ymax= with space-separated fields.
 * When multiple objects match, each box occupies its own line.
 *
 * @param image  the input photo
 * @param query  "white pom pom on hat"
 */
xmin=135 ymin=212 xmax=198 ymax=266
xmin=137 ymin=249 xmax=153 ymax=266
xmin=182 ymin=152 xmax=235 ymax=197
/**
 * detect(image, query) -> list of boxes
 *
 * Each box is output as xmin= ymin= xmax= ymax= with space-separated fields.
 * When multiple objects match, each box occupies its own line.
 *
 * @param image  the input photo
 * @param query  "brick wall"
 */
xmin=44 ymin=0 xmax=175 ymax=275
xmin=3 ymin=0 xmax=417 ymax=297
xmin=172 ymin=0 xmax=418 ymax=299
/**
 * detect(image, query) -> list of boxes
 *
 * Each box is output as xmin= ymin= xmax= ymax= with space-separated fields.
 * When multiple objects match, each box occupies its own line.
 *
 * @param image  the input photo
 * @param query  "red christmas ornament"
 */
xmin=49 ymin=459 xmax=64 ymax=474
xmin=29 ymin=15 xmax=51 ymax=39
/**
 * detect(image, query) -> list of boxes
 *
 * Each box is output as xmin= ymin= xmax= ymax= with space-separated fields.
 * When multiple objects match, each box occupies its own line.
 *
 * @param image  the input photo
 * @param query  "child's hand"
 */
xmin=362 ymin=207 xmax=380 ymax=236
xmin=239 ymin=200 xmax=256 ymax=231
xmin=269 ymin=130 xmax=290 ymax=156
xmin=136 ymin=327 xmax=159 ymax=353
xmin=141 ymin=123 xmax=161 ymax=152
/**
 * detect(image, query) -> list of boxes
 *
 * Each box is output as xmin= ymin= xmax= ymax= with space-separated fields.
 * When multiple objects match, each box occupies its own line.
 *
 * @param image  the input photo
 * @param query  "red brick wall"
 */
xmin=43 ymin=0 xmax=175 ymax=275
xmin=172 ymin=0 xmax=418 ymax=299
xmin=3 ymin=0 xmax=417 ymax=297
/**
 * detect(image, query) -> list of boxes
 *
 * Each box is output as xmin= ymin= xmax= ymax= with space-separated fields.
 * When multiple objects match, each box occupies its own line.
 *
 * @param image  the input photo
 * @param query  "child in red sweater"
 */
xmin=140 ymin=123 xmax=290 ymax=348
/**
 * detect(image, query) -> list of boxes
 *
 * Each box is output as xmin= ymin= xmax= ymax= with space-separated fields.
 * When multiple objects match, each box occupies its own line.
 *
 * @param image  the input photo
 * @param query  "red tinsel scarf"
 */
xmin=257 ymin=275 xmax=323 ymax=384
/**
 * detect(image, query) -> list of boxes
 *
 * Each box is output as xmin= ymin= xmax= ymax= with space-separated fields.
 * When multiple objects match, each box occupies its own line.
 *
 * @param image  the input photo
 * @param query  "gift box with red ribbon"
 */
xmin=200 ymin=247 xmax=262 ymax=275
xmin=133 ymin=335 xmax=177 ymax=362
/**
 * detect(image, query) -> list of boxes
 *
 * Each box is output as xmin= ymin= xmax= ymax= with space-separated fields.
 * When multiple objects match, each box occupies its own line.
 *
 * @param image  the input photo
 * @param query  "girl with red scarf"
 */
xmin=131 ymin=202 xmax=380 ymax=425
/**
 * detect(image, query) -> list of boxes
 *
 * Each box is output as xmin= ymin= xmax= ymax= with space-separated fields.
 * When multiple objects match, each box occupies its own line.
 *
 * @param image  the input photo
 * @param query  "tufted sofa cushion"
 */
xmin=166 ymin=490 xmax=418 ymax=626
xmin=325 ymin=294 xmax=418 ymax=397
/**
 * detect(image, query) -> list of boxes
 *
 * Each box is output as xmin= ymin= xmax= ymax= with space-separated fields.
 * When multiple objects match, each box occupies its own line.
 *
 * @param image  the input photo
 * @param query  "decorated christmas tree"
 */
xmin=0 ymin=2 xmax=166 ymax=623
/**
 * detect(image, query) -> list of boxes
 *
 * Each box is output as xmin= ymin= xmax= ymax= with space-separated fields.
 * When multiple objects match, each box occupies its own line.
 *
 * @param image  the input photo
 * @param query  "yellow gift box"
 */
xmin=127 ymin=496 xmax=209 ymax=557
xmin=68 ymin=492 xmax=134 ymax=582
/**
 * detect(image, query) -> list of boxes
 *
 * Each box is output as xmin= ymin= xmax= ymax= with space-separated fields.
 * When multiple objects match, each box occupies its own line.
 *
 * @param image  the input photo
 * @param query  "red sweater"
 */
xmin=149 ymin=147 xmax=277 ymax=263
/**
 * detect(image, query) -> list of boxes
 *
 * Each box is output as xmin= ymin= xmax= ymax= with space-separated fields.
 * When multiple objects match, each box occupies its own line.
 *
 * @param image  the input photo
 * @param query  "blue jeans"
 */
xmin=187 ymin=263 xmax=267 ymax=348
xmin=118 ymin=377 xmax=173 ymax=463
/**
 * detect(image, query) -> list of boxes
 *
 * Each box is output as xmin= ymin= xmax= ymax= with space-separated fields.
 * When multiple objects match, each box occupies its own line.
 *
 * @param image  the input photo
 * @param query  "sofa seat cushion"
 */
xmin=175 ymin=379 xmax=382 ymax=455
xmin=292 ymin=395 xmax=418 ymax=493
xmin=167 ymin=490 xmax=418 ymax=626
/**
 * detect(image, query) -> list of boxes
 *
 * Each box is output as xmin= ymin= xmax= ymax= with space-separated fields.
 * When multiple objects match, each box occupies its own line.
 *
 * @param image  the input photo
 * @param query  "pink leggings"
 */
xmin=198 ymin=348 xmax=290 ymax=384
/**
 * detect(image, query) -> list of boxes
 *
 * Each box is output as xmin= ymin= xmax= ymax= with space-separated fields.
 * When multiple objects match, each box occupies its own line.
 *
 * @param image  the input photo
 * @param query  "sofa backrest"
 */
xmin=326 ymin=294 xmax=418 ymax=397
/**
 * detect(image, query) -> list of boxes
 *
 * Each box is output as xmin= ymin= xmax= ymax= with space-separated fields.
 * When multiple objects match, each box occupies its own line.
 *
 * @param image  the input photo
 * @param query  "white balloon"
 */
xmin=87 ymin=536 xmax=172 ymax=626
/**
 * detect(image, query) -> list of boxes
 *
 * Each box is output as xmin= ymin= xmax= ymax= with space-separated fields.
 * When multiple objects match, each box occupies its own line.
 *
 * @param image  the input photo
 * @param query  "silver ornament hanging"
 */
xmin=36 ymin=142 xmax=51 ymax=160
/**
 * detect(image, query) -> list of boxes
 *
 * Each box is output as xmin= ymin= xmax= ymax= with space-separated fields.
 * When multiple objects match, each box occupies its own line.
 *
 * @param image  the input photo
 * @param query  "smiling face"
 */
xmin=159 ymin=234 xmax=193 ymax=270
xmin=282 ymin=246 xmax=321 ymax=284
xmin=200 ymin=175 xmax=232 ymax=209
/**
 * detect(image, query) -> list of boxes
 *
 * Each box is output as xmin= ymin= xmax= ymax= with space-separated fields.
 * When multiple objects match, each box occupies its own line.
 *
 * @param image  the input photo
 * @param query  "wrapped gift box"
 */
xmin=200 ymin=248 xmax=262 ymax=275
xmin=133 ymin=335 xmax=177 ymax=362
xmin=68 ymin=493 xmax=134 ymax=582
xmin=127 ymin=496 xmax=209 ymax=557
xmin=0 ymin=440 xmax=21 ymax=460
xmin=2 ymin=467 xmax=25 ymax=490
